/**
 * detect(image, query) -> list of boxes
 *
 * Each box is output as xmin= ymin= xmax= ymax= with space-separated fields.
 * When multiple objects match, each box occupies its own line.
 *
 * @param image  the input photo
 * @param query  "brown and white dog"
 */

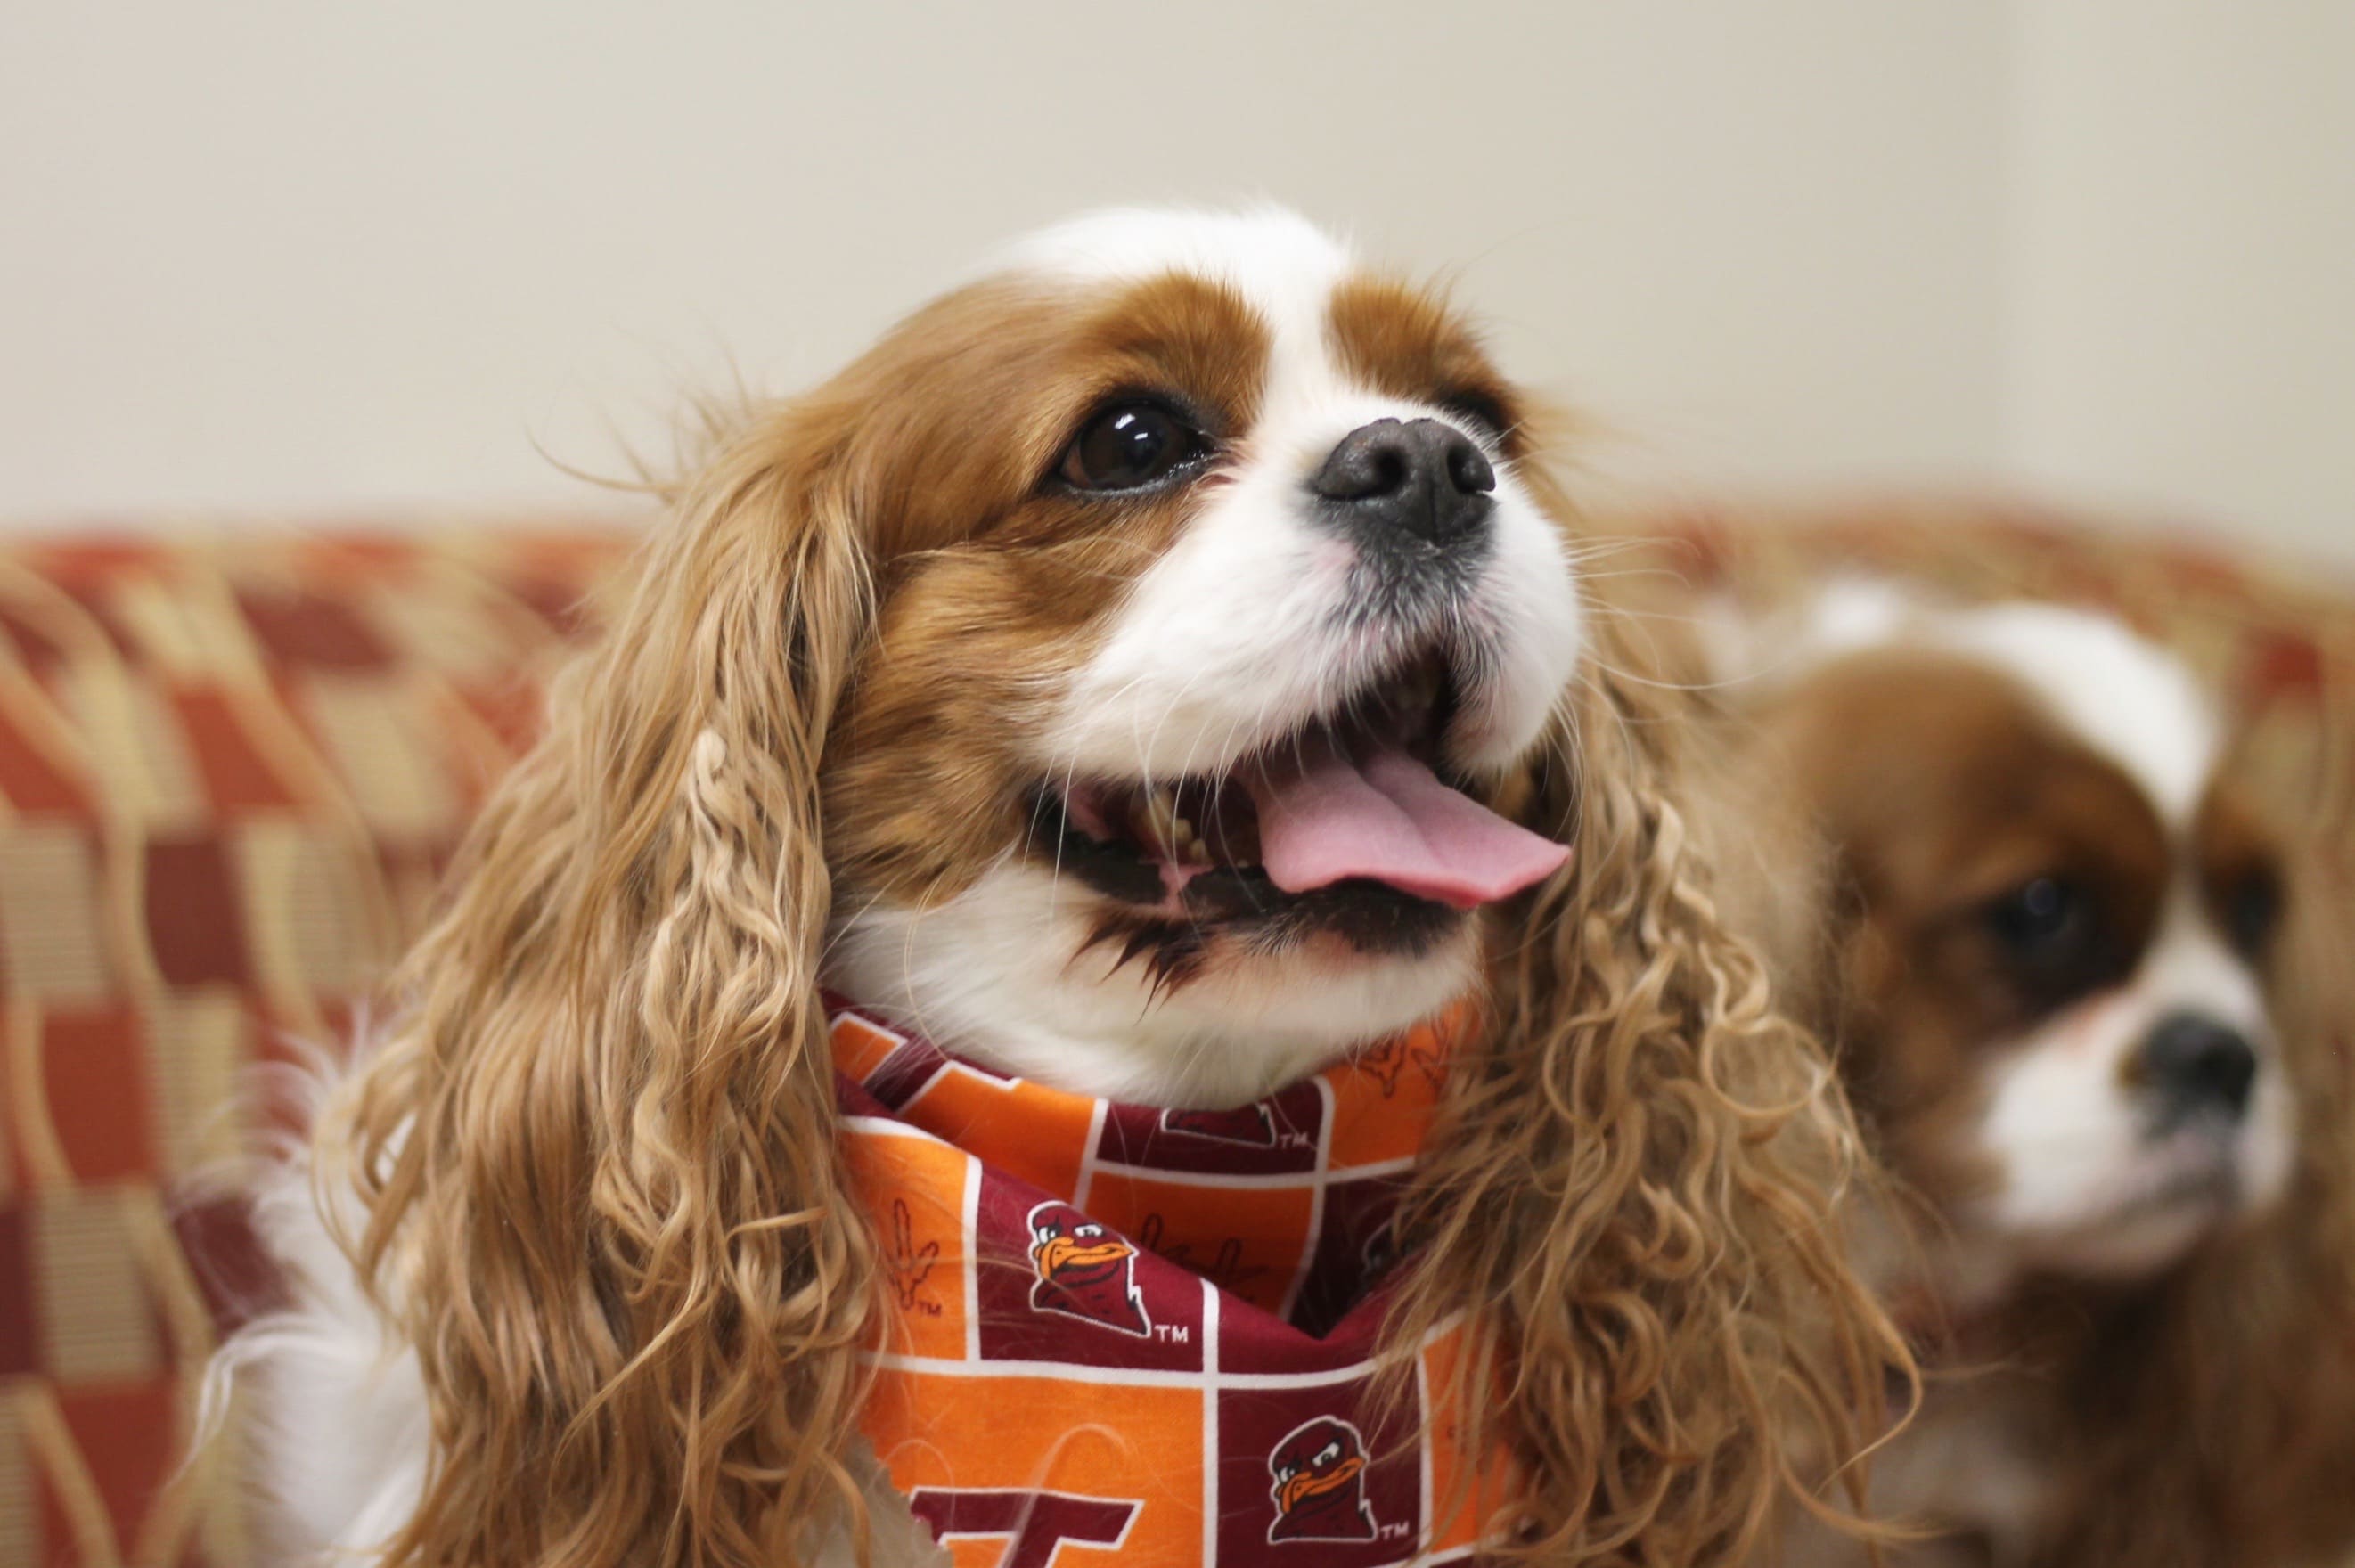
xmin=212 ymin=210 xmax=1902 ymax=1568
xmin=1704 ymin=583 xmax=2313 ymax=1564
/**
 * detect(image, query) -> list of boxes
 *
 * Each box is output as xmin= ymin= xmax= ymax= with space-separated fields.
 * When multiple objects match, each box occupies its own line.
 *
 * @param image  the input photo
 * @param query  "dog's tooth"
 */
xmin=1173 ymin=817 xmax=1215 ymax=865
xmin=1144 ymin=788 xmax=1181 ymax=847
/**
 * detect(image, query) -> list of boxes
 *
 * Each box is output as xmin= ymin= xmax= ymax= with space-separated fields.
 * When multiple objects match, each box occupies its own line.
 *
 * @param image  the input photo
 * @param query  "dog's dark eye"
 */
xmin=1986 ymin=876 xmax=2085 ymax=956
xmin=1059 ymin=400 xmax=1206 ymax=492
xmin=2221 ymin=868 xmax=2283 ymax=958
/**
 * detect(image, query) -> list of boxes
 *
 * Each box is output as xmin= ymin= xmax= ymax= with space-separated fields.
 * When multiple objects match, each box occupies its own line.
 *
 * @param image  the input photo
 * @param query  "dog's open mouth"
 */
xmin=1033 ymin=650 xmax=1567 ymax=919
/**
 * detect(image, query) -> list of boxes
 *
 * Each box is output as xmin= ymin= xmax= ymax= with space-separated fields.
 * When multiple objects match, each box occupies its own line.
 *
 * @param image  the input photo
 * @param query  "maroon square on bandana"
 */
xmin=972 ymin=1165 xmax=1207 ymax=1373
xmin=1217 ymin=1378 xmax=1425 ymax=1565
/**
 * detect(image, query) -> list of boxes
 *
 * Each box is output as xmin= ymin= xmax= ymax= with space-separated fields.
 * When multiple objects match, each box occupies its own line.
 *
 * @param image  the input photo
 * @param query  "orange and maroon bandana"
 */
xmin=831 ymin=1001 xmax=1511 ymax=1567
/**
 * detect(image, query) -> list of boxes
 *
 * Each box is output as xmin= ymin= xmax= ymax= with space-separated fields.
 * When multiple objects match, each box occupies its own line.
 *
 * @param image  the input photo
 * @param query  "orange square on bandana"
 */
xmin=1419 ymin=1323 xmax=1515 ymax=1553
xmin=832 ymin=1012 xmax=910 ymax=1082
xmin=901 ymin=1066 xmax=1093 ymax=1203
xmin=863 ymin=1371 xmax=1204 ymax=1568
xmin=1082 ymin=1170 xmax=1314 ymax=1319
xmin=841 ymin=1128 xmax=969 ymax=1363
xmin=1324 ymin=1017 xmax=1454 ymax=1169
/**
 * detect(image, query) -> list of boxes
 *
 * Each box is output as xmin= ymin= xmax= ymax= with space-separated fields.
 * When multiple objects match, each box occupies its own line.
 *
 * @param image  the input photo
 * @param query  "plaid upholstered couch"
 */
xmin=0 ymin=527 xmax=626 ymax=1566
xmin=0 ymin=506 xmax=2346 ymax=1566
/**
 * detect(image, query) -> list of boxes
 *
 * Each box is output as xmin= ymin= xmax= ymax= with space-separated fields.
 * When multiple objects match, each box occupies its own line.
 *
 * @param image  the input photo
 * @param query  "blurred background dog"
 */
xmin=1664 ymin=530 xmax=2355 ymax=1567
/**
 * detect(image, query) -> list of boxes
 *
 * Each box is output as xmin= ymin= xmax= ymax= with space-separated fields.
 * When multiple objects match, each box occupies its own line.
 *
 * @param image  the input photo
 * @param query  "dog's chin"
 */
xmin=1979 ymin=1118 xmax=2294 ymax=1286
xmin=2002 ymin=1191 xmax=2228 ymax=1285
xmin=828 ymin=863 xmax=1483 ymax=1109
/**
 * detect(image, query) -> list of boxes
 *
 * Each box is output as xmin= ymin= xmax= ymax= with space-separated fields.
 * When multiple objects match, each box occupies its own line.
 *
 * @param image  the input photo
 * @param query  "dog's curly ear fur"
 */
xmin=326 ymin=402 xmax=887 ymax=1568
xmin=1387 ymin=486 xmax=1913 ymax=1564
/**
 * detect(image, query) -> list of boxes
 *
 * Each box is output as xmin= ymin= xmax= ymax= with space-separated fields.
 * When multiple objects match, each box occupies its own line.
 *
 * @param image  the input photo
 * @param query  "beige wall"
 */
xmin=2007 ymin=0 xmax=2354 ymax=562
xmin=0 ymin=4 xmax=2343 ymax=560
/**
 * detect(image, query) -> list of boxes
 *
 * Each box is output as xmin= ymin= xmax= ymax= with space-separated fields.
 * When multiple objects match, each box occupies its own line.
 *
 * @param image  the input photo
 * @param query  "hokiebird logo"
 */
xmin=1025 ymin=1201 xmax=1149 ymax=1336
xmin=1266 ymin=1417 xmax=1379 ymax=1542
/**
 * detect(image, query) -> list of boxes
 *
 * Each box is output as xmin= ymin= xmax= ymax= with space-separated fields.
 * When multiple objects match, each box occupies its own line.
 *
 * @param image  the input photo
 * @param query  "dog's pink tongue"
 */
xmin=1247 ymin=745 xmax=1569 ymax=909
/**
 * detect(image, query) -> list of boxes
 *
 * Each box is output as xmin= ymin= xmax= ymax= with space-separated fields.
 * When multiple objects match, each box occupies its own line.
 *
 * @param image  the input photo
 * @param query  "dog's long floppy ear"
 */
xmin=327 ymin=399 xmax=887 ymax=1568
xmin=1388 ymin=488 xmax=1912 ymax=1564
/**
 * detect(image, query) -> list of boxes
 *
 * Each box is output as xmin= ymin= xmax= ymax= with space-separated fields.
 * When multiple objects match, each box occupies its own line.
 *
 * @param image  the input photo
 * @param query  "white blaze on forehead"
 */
xmin=1773 ymin=588 xmax=2225 ymax=830
xmin=1002 ymin=205 xmax=1353 ymax=314
xmin=1932 ymin=603 xmax=2222 ymax=829
xmin=1001 ymin=206 xmax=1355 ymax=412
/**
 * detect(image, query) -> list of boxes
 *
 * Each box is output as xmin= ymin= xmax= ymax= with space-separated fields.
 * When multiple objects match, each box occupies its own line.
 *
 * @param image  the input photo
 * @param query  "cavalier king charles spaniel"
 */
xmin=216 ymin=209 xmax=1903 ymax=1568
xmin=1700 ymin=582 xmax=2354 ymax=1566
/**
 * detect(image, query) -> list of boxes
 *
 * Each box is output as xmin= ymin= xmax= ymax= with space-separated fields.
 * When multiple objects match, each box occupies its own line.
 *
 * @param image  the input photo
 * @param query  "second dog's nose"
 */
xmin=1312 ymin=418 xmax=1494 ymax=546
xmin=2141 ymin=1012 xmax=2259 ymax=1119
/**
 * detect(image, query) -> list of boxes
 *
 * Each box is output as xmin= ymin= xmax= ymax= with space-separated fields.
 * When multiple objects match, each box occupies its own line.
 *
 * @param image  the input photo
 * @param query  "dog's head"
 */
xmin=1746 ymin=597 xmax=2294 ymax=1291
xmin=809 ymin=208 xmax=1582 ymax=1105
xmin=331 ymin=210 xmax=1905 ymax=1568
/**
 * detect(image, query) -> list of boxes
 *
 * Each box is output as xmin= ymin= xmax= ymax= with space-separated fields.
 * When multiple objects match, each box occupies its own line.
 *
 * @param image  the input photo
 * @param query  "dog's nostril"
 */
xmin=1312 ymin=418 xmax=1410 ymax=502
xmin=2141 ymin=1011 xmax=2260 ymax=1118
xmin=1446 ymin=437 xmax=1495 ymax=496
xmin=1312 ymin=417 xmax=1494 ymax=545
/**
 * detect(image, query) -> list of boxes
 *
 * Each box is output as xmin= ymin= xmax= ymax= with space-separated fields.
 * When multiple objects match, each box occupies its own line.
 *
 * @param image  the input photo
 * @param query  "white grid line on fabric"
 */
xmin=1274 ymin=1074 xmax=1338 ymax=1324
xmin=1070 ymin=1096 xmax=1109 ymax=1210
xmin=1083 ymin=1154 xmax=1417 ymax=1192
xmin=1200 ymin=1277 xmax=1221 ymax=1568
xmin=960 ymin=1150 xmax=983 ymax=1363
xmin=864 ymin=1348 xmax=1370 ymax=1393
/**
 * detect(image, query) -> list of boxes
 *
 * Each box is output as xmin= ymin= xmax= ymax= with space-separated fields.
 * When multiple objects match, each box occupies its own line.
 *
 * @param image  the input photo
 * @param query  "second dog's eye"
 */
xmin=1986 ymin=876 xmax=2084 ymax=954
xmin=2220 ymin=868 xmax=2283 ymax=958
xmin=1059 ymin=400 xmax=1206 ymax=492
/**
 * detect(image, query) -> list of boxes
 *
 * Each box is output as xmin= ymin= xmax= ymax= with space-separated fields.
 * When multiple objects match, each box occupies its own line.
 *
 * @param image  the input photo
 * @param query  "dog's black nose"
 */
xmin=2141 ymin=1012 xmax=2259 ymax=1119
xmin=1311 ymin=418 xmax=1494 ymax=546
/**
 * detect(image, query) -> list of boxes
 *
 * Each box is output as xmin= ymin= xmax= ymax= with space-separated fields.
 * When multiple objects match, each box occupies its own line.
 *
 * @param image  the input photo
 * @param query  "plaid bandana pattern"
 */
xmin=830 ymin=1001 xmax=1509 ymax=1566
